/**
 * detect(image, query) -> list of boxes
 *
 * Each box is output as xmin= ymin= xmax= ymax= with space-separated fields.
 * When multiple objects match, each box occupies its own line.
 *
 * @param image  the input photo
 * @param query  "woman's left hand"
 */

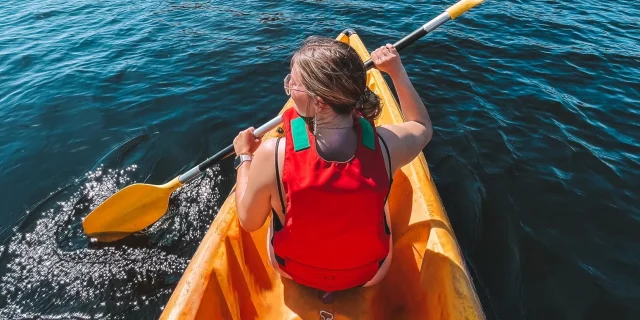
xmin=233 ymin=127 xmax=261 ymax=156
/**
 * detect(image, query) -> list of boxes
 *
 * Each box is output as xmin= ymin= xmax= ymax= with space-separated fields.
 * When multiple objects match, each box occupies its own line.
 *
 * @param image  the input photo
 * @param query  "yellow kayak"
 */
xmin=160 ymin=31 xmax=484 ymax=320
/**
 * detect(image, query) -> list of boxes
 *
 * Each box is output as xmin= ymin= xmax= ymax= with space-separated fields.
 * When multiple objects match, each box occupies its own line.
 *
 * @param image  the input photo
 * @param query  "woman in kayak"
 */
xmin=232 ymin=36 xmax=432 ymax=293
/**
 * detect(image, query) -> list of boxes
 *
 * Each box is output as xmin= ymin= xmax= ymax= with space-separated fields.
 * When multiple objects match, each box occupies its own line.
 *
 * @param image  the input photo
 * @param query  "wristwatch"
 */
xmin=234 ymin=154 xmax=252 ymax=169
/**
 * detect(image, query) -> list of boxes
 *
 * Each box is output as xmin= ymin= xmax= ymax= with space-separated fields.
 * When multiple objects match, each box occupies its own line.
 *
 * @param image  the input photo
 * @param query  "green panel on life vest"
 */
xmin=359 ymin=117 xmax=375 ymax=151
xmin=291 ymin=117 xmax=310 ymax=152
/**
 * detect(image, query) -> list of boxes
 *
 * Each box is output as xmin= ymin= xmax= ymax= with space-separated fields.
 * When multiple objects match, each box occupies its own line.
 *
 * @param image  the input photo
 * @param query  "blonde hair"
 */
xmin=291 ymin=36 xmax=381 ymax=122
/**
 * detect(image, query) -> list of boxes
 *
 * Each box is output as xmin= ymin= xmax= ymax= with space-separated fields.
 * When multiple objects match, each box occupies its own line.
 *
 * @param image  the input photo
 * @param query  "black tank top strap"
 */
xmin=275 ymin=137 xmax=286 ymax=215
xmin=271 ymin=137 xmax=285 ymax=232
xmin=377 ymin=133 xmax=393 ymax=203
xmin=271 ymin=208 xmax=283 ymax=231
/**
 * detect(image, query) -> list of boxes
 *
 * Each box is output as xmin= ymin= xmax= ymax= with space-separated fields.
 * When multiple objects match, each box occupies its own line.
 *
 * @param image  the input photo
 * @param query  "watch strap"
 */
xmin=234 ymin=154 xmax=252 ymax=169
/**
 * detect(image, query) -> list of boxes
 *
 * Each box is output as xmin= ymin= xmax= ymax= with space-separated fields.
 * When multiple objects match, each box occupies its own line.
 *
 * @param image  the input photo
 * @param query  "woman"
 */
xmin=232 ymin=37 xmax=432 ymax=293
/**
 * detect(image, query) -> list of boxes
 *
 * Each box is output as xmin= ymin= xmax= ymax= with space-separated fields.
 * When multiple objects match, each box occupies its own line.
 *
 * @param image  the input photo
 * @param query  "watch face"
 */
xmin=234 ymin=156 xmax=241 ymax=168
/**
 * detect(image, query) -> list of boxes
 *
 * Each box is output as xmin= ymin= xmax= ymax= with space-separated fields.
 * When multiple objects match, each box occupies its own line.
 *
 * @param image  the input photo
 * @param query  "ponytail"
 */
xmin=355 ymin=87 xmax=382 ymax=122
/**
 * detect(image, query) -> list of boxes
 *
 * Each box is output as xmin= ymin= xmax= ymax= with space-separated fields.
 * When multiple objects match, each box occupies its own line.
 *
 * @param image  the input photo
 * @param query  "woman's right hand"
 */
xmin=371 ymin=44 xmax=405 ymax=76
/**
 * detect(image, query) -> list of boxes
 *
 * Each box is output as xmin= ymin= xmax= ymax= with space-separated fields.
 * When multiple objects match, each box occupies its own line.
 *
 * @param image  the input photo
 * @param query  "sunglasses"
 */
xmin=284 ymin=73 xmax=309 ymax=96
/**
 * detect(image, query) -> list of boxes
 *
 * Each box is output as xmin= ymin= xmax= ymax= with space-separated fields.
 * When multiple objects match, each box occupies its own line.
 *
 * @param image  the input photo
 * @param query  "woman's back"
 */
xmin=232 ymin=36 xmax=433 ymax=292
xmin=265 ymin=108 xmax=391 ymax=291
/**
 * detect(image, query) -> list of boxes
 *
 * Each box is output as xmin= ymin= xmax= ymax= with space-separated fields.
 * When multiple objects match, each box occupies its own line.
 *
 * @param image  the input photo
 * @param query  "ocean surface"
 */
xmin=1 ymin=0 xmax=639 ymax=319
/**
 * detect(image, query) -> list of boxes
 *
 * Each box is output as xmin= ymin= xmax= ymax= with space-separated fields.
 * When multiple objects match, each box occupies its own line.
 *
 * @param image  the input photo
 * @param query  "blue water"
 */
xmin=1 ymin=0 xmax=639 ymax=318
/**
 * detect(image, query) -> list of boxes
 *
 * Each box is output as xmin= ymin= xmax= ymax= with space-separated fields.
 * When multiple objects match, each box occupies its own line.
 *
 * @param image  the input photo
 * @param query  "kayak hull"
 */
xmin=160 ymin=31 xmax=484 ymax=320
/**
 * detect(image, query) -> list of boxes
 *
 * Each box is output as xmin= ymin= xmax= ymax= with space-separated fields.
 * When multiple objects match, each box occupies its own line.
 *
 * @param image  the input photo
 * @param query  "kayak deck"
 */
xmin=160 ymin=31 xmax=484 ymax=320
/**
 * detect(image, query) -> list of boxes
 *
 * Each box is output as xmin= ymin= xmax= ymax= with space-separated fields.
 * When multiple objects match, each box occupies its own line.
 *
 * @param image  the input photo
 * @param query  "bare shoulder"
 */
xmin=257 ymin=137 xmax=277 ymax=153
xmin=252 ymin=137 xmax=285 ymax=172
xmin=261 ymin=136 xmax=287 ymax=147
xmin=376 ymin=125 xmax=400 ymax=145
xmin=377 ymin=123 xmax=431 ymax=171
xmin=253 ymin=138 xmax=279 ymax=163
xmin=256 ymin=137 xmax=286 ymax=155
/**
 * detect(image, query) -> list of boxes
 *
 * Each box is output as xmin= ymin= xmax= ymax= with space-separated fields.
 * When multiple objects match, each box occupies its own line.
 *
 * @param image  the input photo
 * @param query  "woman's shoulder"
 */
xmin=374 ymin=122 xmax=432 ymax=172
xmin=254 ymin=137 xmax=286 ymax=161
xmin=251 ymin=138 xmax=286 ymax=188
xmin=374 ymin=125 xmax=397 ymax=143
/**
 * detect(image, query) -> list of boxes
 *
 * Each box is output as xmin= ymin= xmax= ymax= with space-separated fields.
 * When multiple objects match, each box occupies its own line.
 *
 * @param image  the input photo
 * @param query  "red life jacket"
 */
xmin=271 ymin=107 xmax=391 ymax=292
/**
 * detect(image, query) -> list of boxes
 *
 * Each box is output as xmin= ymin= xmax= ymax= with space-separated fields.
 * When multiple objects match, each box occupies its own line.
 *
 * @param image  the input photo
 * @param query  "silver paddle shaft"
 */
xmin=179 ymin=115 xmax=284 ymax=184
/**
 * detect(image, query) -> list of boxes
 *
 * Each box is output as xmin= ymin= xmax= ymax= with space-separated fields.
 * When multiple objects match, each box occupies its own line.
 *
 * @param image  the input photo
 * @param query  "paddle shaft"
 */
xmin=179 ymin=0 xmax=483 ymax=184
xmin=362 ymin=0 xmax=483 ymax=69
xmin=363 ymin=12 xmax=450 ymax=70
xmin=179 ymin=115 xmax=283 ymax=183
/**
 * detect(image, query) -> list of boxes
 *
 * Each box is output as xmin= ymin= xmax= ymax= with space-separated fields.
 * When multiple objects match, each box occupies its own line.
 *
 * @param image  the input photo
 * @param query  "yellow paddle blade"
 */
xmin=82 ymin=177 xmax=182 ymax=242
xmin=446 ymin=0 xmax=485 ymax=19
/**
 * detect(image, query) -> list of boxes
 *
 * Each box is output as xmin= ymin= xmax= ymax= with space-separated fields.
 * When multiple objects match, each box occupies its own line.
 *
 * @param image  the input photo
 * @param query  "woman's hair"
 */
xmin=291 ymin=36 xmax=382 ymax=122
